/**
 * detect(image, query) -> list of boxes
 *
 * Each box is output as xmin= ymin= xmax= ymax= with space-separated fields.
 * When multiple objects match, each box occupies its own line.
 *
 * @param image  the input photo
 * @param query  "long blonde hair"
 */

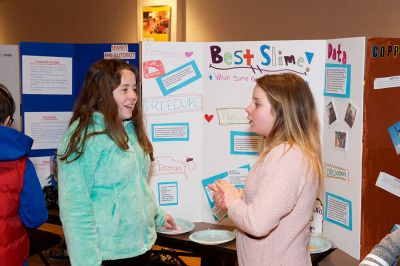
xmin=256 ymin=73 xmax=322 ymax=182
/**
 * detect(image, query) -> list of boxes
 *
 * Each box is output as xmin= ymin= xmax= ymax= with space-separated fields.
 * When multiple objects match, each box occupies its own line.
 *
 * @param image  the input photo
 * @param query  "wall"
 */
xmin=0 ymin=0 xmax=400 ymax=44
xmin=0 ymin=0 xmax=138 ymax=43
xmin=185 ymin=0 xmax=400 ymax=41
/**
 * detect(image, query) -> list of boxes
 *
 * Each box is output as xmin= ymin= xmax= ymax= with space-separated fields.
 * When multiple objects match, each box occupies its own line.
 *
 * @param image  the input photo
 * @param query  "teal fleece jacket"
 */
xmin=57 ymin=112 xmax=165 ymax=266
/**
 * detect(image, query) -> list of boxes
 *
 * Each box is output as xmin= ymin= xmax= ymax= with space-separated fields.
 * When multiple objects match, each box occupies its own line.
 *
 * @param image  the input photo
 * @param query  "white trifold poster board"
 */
xmin=141 ymin=38 xmax=365 ymax=259
xmin=0 ymin=45 xmax=20 ymax=131
xmin=322 ymin=37 xmax=365 ymax=259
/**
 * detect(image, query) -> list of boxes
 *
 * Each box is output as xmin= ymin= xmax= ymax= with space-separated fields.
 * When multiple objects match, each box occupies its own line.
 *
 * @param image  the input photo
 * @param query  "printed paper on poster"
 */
xmin=24 ymin=112 xmax=72 ymax=150
xmin=30 ymin=156 xmax=51 ymax=188
xmin=374 ymin=75 xmax=400 ymax=90
xmin=376 ymin=172 xmax=400 ymax=197
xmin=22 ymin=55 xmax=72 ymax=95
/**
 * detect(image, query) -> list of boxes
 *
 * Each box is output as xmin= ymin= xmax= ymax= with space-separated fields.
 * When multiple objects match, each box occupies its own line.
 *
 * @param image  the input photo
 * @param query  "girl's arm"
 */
xmin=360 ymin=228 xmax=400 ymax=266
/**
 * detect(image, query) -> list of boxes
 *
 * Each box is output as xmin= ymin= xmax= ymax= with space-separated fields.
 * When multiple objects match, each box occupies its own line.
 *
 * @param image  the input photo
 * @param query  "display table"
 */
xmin=46 ymin=212 xmax=335 ymax=265
xmin=156 ymin=222 xmax=335 ymax=266
xmin=156 ymin=222 xmax=236 ymax=266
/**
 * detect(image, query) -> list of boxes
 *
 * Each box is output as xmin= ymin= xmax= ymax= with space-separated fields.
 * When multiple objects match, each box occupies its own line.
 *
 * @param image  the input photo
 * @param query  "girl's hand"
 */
xmin=237 ymin=188 xmax=244 ymax=199
xmin=208 ymin=183 xmax=226 ymax=211
xmin=215 ymin=180 xmax=241 ymax=209
xmin=164 ymin=214 xmax=177 ymax=230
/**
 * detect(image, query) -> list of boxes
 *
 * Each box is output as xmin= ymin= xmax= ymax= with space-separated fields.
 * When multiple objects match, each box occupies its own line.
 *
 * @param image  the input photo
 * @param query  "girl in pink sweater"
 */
xmin=209 ymin=73 xmax=322 ymax=266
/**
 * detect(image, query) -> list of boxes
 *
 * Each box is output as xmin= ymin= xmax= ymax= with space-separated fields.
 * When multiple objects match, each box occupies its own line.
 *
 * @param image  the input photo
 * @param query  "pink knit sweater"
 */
xmin=228 ymin=144 xmax=319 ymax=266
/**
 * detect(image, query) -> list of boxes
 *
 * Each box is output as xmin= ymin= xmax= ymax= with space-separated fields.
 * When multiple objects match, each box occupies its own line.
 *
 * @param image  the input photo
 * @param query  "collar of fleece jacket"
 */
xmin=0 ymin=125 xmax=32 ymax=160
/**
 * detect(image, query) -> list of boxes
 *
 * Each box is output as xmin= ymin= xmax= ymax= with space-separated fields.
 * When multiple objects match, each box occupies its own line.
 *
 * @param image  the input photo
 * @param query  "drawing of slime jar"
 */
xmin=186 ymin=157 xmax=196 ymax=171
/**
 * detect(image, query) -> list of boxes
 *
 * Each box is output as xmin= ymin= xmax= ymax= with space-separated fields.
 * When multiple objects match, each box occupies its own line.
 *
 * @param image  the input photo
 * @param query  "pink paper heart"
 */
xmin=185 ymin=51 xmax=193 ymax=57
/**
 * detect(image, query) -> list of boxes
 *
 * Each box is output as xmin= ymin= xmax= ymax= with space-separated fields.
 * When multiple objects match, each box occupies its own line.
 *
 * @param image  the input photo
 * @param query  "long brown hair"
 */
xmin=59 ymin=59 xmax=153 ymax=162
xmin=256 ymin=73 xmax=322 ymax=182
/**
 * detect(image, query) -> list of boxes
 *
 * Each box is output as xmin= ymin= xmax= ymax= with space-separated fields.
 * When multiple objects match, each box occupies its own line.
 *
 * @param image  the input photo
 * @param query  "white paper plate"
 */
xmin=308 ymin=236 xmax=332 ymax=254
xmin=156 ymin=217 xmax=195 ymax=235
xmin=189 ymin=229 xmax=236 ymax=245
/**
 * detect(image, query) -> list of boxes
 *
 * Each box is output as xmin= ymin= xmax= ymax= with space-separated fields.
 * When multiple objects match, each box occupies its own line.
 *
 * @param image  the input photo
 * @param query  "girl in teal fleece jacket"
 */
xmin=57 ymin=59 xmax=176 ymax=266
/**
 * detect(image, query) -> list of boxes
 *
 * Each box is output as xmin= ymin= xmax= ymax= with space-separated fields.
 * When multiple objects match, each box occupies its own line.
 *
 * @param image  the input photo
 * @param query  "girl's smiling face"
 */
xmin=245 ymin=85 xmax=277 ymax=137
xmin=113 ymin=69 xmax=137 ymax=121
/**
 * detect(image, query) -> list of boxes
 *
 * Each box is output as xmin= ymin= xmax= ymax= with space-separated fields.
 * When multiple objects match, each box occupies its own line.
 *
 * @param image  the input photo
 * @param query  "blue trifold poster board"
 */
xmin=20 ymin=42 xmax=139 ymax=158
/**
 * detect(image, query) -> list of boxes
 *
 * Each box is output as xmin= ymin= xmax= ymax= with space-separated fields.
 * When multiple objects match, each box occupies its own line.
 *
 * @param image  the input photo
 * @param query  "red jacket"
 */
xmin=0 ymin=157 xmax=30 ymax=266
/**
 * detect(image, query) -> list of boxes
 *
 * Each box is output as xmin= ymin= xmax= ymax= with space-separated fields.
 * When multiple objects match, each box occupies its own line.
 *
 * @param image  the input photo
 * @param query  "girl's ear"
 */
xmin=2 ymin=115 xmax=11 ymax=126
